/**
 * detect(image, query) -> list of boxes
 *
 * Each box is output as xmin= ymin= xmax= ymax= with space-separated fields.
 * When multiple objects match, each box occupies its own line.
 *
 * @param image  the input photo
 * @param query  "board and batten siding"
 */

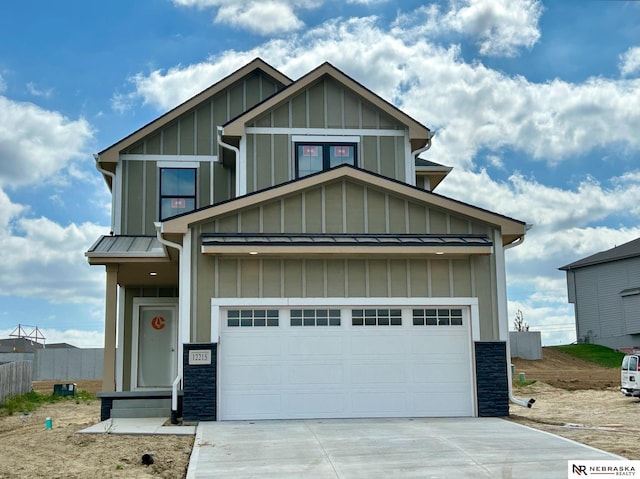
xmin=244 ymin=77 xmax=409 ymax=194
xmin=190 ymin=179 xmax=499 ymax=342
xmin=117 ymin=71 xmax=283 ymax=235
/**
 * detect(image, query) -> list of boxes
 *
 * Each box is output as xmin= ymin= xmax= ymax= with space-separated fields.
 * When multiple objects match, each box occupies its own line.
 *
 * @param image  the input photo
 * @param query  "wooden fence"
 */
xmin=0 ymin=360 xmax=33 ymax=403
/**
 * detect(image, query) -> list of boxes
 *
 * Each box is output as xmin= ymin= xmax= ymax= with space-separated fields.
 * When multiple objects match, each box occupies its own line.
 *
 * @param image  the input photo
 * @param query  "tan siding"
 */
xmin=229 ymin=83 xmax=244 ymax=118
xmin=245 ymin=74 xmax=261 ymax=110
xmin=283 ymin=196 xmax=303 ymax=232
xmin=452 ymin=259 xmax=472 ymax=297
xmin=246 ymin=135 xmax=255 ymax=192
xmin=326 ymin=79 xmax=343 ymax=128
xmin=324 ymin=182 xmax=344 ymax=233
xmin=128 ymin=143 xmax=144 ymax=154
xmin=146 ymin=133 xmax=161 ymax=154
xmin=308 ymin=82 xmax=325 ymax=128
xmin=429 ymin=209 xmax=447 ymax=233
xmin=291 ymin=92 xmax=307 ymax=128
xmin=179 ymin=114 xmax=195 ymax=155
xmin=305 ymin=259 xmax=325 ymax=296
xmin=283 ymin=260 xmax=303 ymax=296
xmin=198 ymin=162 xmax=210 ymax=209
xmin=304 ymin=189 xmax=323 ymax=233
xmin=409 ymin=260 xmax=429 ymax=297
xmin=255 ymin=135 xmax=273 ymax=191
xmin=163 ymin=123 xmax=178 ymax=155
xmin=344 ymin=91 xmax=360 ymax=128
xmin=262 ymin=202 xmax=282 ymax=233
xmin=380 ymin=136 xmax=396 ymax=179
xmin=262 ymin=259 xmax=281 ymax=297
xmin=240 ymin=207 xmax=260 ymax=232
xmin=361 ymin=104 xmax=377 ymax=128
xmin=408 ymin=202 xmax=427 ymax=233
xmin=327 ymin=259 xmax=346 ymax=297
xmin=273 ymin=103 xmax=289 ymax=128
xmin=368 ymin=260 xmax=388 ymax=296
xmin=196 ymin=104 xmax=212 ymax=155
xmin=212 ymin=93 xmax=228 ymax=144
xmin=255 ymin=112 xmax=271 ymax=128
xmin=240 ymin=259 xmax=260 ymax=297
xmin=367 ymin=188 xmax=386 ymax=233
xmin=345 ymin=182 xmax=365 ymax=233
xmin=218 ymin=258 xmax=238 ymax=297
xmin=390 ymin=260 xmax=408 ymax=297
xmin=347 ymin=259 xmax=366 ymax=296
xmin=125 ymin=161 xmax=144 ymax=234
xmin=273 ymin=135 xmax=289 ymax=185
xmin=195 ymin=251 xmax=213 ymax=342
xmin=144 ymin=161 xmax=157 ymax=232
xmin=213 ymin=163 xmax=231 ymax=204
xmin=431 ymin=260 xmax=451 ymax=296
xmin=388 ymin=196 xmax=406 ymax=233
xmin=362 ymin=136 xmax=378 ymax=173
xmin=450 ymin=216 xmax=470 ymax=234
xmin=473 ymin=255 xmax=496 ymax=340
xmin=395 ymin=137 xmax=404 ymax=181
xmin=217 ymin=215 xmax=238 ymax=233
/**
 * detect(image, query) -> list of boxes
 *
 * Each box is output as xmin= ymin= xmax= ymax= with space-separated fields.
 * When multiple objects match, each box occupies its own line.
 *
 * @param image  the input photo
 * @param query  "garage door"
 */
xmin=218 ymin=306 xmax=474 ymax=420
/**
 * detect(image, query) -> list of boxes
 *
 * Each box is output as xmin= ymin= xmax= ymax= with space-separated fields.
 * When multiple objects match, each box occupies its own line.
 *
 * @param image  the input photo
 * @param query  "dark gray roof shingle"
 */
xmin=559 ymin=237 xmax=640 ymax=270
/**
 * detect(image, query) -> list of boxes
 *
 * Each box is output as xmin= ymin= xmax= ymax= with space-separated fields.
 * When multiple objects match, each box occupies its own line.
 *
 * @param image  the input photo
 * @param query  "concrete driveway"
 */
xmin=186 ymin=417 xmax=621 ymax=478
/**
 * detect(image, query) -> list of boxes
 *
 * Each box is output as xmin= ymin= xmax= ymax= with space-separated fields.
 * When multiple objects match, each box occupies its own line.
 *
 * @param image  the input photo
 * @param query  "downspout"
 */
xmin=410 ymin=131 xmax=434 ymax=189
xmin=217 ymin=126 xmax=240 ymax=196
xmin=154 ymin=222 xmax=183 ymax=424
xmin=504 ymin=229 xmax=536 ymax=408
xmin=93 ymin=154 xmax=116 ymax=235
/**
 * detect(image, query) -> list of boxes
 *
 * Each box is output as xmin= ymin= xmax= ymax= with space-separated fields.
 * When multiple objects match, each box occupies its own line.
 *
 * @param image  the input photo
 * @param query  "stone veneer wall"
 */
xmin=475 ymin=341 xmax=509 ymax=417
xmin=182 ymin=343 xmax=217 ymax=421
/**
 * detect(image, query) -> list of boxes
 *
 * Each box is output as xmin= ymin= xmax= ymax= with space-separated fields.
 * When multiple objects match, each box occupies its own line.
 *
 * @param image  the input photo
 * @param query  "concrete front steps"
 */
xmin=110 ymin=397 xmax=171 ymax=418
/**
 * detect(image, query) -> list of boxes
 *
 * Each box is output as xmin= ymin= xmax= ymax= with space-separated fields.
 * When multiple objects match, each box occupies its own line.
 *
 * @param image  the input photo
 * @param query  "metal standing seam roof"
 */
xmin=200 ymin=233 xmax=493 ymax=247
xmin=85 ymin=235 xmax=167 ymax=257
xmin=559 ymin=237 xmax=640 ymax=270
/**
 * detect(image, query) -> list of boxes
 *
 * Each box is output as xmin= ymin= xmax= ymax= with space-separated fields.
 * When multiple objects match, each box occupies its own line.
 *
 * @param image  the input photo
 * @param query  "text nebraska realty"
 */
xmin=572 ymin=464 xmax=635 ymax=476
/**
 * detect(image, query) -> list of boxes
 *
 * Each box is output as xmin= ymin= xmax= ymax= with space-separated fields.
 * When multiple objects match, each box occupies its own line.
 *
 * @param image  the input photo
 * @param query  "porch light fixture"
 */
xmin=149 ymin=271 xmax=158 ymax=276
xmin=435 ymin=252 xmax=445 ymax=255
xmin=249 ymin=251 xmax=258 ymax=255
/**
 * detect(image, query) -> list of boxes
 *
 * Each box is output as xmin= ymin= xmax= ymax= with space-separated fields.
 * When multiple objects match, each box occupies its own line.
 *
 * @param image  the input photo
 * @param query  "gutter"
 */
xmin=154 ymin=222 xmax=183 ymax=424
xmin=94 ymin=154 xmax=116 ymax=235
xmin=504 ymin=227 xmax=536 ymax=409
xmin=217 ymin=126 xmax=241 ymax=195
xmin=411 ymin=130 xmax=435 ymax=159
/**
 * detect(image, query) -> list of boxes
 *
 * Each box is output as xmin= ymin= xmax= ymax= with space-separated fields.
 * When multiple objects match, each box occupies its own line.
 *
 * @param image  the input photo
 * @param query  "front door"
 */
xmin=132 ymin=300 xmax=177 ymax=389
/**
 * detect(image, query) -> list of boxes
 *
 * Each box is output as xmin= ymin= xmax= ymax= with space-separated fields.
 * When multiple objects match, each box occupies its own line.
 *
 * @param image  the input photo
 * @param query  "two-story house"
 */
xmin=86 ymin=59 xmax=527 ymax=422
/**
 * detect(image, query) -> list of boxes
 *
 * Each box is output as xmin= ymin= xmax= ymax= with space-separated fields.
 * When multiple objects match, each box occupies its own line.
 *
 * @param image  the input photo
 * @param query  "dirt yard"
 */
xmin=0 ymin=381 xmax=193 ymax=479
xmin=0 ymin=349 xmax=634 ymax=478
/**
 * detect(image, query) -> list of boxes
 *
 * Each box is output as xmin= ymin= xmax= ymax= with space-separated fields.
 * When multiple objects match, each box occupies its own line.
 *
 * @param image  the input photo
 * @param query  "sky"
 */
xmin=0 ymin=0 xmax=639 ymax=348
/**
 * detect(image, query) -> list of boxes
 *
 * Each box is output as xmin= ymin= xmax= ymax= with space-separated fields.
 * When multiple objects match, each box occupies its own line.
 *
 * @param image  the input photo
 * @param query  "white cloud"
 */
xmin=0 ymin=96 xmax=93 ymax=187
xmin=620 ymin=46 xmax=640 ymax=77
xmin=0 ymin=74 xmax=6 ymax=93
xmin=26 ymin=82 xmax=54 ymax=98
xmin=0 ymin=192 xmax=108 ymax=305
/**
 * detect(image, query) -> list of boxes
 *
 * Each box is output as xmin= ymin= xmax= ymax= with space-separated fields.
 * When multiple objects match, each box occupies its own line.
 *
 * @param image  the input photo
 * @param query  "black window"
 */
xmin=295 ymin=142 xmax=357 ymax=178
xmin=159 ymin=168 xmax=196 ymax=220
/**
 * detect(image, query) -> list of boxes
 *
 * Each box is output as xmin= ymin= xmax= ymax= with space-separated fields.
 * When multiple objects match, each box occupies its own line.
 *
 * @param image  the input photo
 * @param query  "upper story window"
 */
xmin=295 ymin=142 xmax=357 ymax=178
xmin=159 ymin=168 xmax=196 ymax=220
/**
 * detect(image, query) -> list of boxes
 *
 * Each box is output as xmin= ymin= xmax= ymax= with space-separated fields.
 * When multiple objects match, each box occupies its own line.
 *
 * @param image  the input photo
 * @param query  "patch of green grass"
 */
xmin=552 ymin=343 xmax=625 ymax=368
xmin=0 ymin=389 xmax=96 ymax=416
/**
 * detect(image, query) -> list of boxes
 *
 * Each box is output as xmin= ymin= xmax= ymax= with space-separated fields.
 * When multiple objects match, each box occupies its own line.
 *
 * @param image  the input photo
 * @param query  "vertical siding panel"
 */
xmin=362 ymin=137 xmax=378 ymax=173
xmin=366 ymin=189 xmax=386 ymax=233
xmin=273 ymin=104 xmax=290 ymax=128
xmin=146 ymin=133 xmax=161 ymax=154
xmin=240 ymin=259 xmax=260 ymax=297
xmin=429 ymin=209 xmax=448 ymax=233
xmin=361 ymin=104 xmax=378 ymax=128
xmin=212 ymin=93 xmax=228 ymax=149
xmin=196 ymin=104 xmax=212 ymax=155
xmin=450 ymin=216 xmax=470 ymax=234
xmin=213 ymin=163 xmax=230 ymax=203
xmin=327 ymin=259 xmax=346 ymax=297
xmin=387 ymin=196 xmax=406 ymax=233
xmin=245 ymin=74 xmax=261 ymax=109
xmin=262 ymin=259 xmax=281 ymax=297
xmin=390 ymin=260 xmax=408 ymax=297
xmin=408 ymin=202 xmax=427 ymax=233
xmin=326 ymin=79 xmax=343 ymax=128
xmin=347 ymin=260 xmax=366 ymax=297
xmin=379 ymin=136 xmax=396 ymax=179
xmin=217 ymin=215 xmax=238 ymax=233
xmin=431 ymin=260 xmax=451 ymax=296
xmin=345 ymin=182 xmax=365 ymax=233
xmin=283 ymin=196 xmax=303 ymax=232
xmin=126 ymin=161 xmax=144 ymax=234
xmin=283 ymin=260 xmax=303 ymax=297
xmin=261 ymin=202 xmax=282 ymax=233
xmin=218 ymin=259 xmax=238 ymax=297
xmin=473 ymin=255 xmax=495 ymax=340
xmin=163 ymin=123 xmax=179 ymax=155
xmin=229 ymin=83 xmax=244 ymax=118
xmin=409 ymin=259 xmax=429 ymax=297
xmin=255 ymin=135 xmax=272 ymax=191
xmin=241 ymin=208 xmax=260 ymax=232
xmin=343 ymin=92 xmax=360 ymax=128
xmin=452 ymin=259 xmax=472 ymax=297
xmin=305 ymin=189 xmax=323 ymax=233
xmin=305 ymin=259 xmax=324 ymax=296
xmin=198 ymin=161 xmax=211 ymax=208
xmin=291 ymin=94 xmax=307 ymax=128
xmin=179 ymin=114 xmax=195 ymax=155
xmin=368 ymin=260 xmax=388 ymax=297
xmin=308 ymin=81 xmax=325 ymax=128
xmin=246 ymin=135 xmax=256 ymax=193
xmin=323 ymin=182 xmax=344 ymax=233
xmin=273 ymin=135 xmax=289 ymax=185
xmin=145 ymin=161 xmax=157 ymax=232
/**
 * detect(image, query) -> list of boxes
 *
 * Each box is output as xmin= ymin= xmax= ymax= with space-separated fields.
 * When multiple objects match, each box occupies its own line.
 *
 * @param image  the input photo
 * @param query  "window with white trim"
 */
xmin=159 ymin=167 xmax=197 ymax=220
xmin=290 ymin=309 xmax=341 ymax=326
xmin=412 ymin=308 xmax=463 ymax=326
xmin=352 ymin=309 xmax=402 ymax=326
xmin=295 ymin=142 xmax=357 ymax=178
xmin=227 ymin=309 xmax=279 ymax=327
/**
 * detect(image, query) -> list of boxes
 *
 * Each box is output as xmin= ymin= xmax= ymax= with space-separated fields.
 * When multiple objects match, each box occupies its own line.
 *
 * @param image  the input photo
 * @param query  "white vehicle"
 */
xmin=621 ymin=354 xmax=640 ymax=397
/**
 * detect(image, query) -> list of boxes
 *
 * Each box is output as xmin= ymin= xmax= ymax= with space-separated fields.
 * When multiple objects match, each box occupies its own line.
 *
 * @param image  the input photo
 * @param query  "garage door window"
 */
xmin=291 ymin=309 xmax=341 ymax=326
xmin=227 ymin=309 xmax=279 ymax=327
xmin=352 ymin=309 xmax=402 ymax=326
xmin=412 ymin=308 xmax=463 ymax=326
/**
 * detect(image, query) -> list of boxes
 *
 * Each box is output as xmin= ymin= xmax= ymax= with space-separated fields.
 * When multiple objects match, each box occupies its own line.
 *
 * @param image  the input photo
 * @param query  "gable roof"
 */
xmin=96 ymin=58 xmax=292 ymax=165
xmin=221 ymin=62 xmax=433 ymax=151
xmin=560 ymin=237 xmax=640 ymax=270
xmin=160 ymin=164 xmax=526 ymax=246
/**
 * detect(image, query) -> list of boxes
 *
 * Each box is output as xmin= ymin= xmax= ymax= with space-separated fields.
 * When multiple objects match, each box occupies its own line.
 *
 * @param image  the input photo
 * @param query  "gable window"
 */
xmin=295 ymin=142 xmax=357 ymax=178
xmin=159 ymin=168 xmax=196 ymax=220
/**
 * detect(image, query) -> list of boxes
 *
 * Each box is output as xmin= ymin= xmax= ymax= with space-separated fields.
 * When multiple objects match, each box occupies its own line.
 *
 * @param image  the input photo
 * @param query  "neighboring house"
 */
xmin=86 ymin=59 xmax=527 ymax=421
xmin=560 ymin=237 xmax=640 ymax=350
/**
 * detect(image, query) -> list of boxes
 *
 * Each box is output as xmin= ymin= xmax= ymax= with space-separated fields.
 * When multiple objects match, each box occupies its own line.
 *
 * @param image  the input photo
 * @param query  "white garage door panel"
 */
xmin=219 ymin=306 xmax=474 ymax=419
